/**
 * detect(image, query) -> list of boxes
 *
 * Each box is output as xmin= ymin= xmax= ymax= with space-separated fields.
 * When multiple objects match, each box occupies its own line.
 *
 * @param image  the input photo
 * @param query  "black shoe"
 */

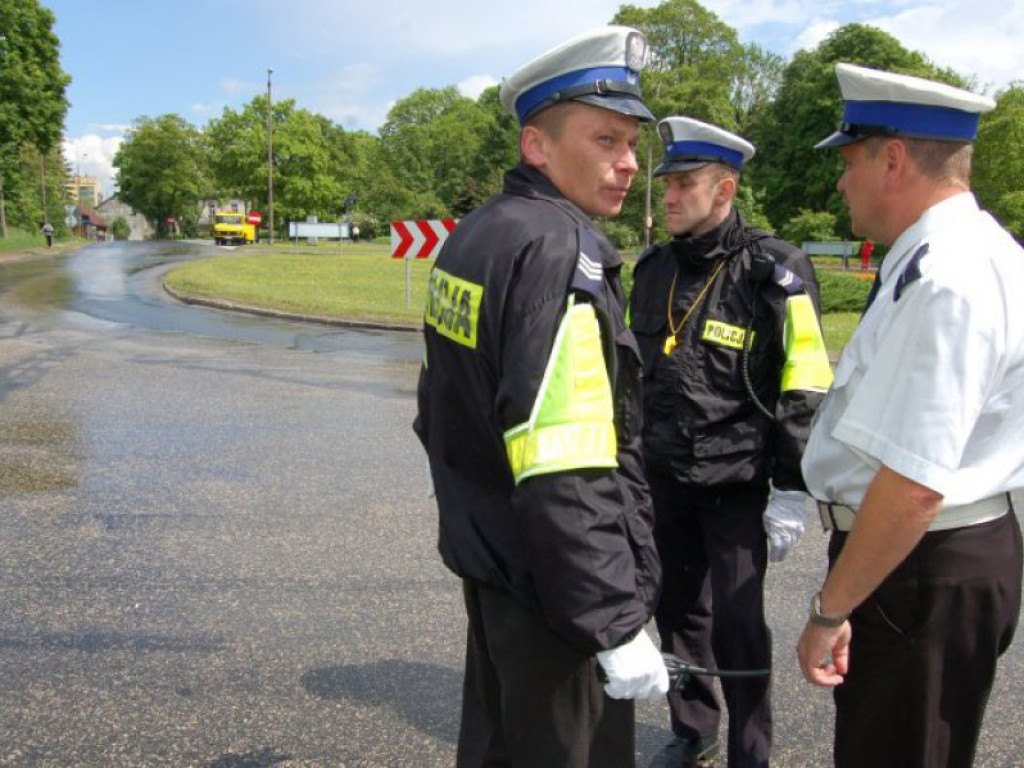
xmin=649 ymin=735 xmax=719 ymax=768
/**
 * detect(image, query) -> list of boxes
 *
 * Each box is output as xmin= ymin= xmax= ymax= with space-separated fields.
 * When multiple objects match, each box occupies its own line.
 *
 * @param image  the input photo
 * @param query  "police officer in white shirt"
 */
xmin=797 ymin=63 xmax=1024 ymax=768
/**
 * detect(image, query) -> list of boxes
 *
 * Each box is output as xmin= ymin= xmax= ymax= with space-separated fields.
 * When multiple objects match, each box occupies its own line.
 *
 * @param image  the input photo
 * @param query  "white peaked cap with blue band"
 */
xmin=653 ymin=116 xmax=755 ymax=176
xmin=815 ymin=63 xmax=996 ymax=149
xmin=499 ymin=26 xmax=655 ymax=124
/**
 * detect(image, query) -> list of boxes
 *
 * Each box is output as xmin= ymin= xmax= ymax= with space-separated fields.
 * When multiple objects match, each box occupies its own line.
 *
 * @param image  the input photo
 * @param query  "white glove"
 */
xmin=425 ymin=458 xmax=435 ymax=498
xmin=762 ymin=487 xmax=807 ymax=563
xmin=596 ymin=629 xmax=669 ymax=700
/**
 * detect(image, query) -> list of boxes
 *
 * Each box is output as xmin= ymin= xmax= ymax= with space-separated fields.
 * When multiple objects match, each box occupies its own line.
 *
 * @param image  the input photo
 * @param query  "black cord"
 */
xmin=663 ymin=653 xmax=771 ymax=692
xmin=742 ymin=251 xmax=777 ymax=422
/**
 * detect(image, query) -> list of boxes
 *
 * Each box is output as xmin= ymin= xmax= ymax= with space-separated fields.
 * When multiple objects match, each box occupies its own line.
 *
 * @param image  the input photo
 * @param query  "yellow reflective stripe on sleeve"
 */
xmin=505 ymin=421 xmax=618 ymax=483
xmin=503 ymin=300 xmax=618 ymax=484
xmin=425 ymin=267 xmax=483 ymax=349
xmin=781 ymin=293 xmax=833 ymax=393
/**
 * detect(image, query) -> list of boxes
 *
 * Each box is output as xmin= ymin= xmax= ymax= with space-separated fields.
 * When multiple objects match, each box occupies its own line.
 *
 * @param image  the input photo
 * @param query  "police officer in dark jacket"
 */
xmin=414 ymin=27 xmax=667 ymax=768
xmin=630 ymin=118 xmax=832 ymax=768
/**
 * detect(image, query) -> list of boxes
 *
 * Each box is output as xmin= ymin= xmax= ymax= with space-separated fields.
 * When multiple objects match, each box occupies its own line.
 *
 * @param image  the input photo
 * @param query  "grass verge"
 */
xmin=164 ymin=245 xmax=432 ymax=326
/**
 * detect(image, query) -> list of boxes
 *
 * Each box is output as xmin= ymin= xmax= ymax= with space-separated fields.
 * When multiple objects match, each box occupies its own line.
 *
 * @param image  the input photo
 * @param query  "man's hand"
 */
xmin=596 ymin=630 xmax=669 ymax=699
xmin=763 ymin=487 xmax=807 ymax=562
xmin=797 ymin=619 xmax=852 ymax=687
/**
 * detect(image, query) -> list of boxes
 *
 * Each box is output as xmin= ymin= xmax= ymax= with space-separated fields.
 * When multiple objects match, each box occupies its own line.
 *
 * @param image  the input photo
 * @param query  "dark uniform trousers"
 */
xmin=828 ymin=507 xmax=1023 ymax=768
xmin=457 ymin=581 xmax=635 ymax=768
xmin=649 ymin=468 xmax=772 ymax=768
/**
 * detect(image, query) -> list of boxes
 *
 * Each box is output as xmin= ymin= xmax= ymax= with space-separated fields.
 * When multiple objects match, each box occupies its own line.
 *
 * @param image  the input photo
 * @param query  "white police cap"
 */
xmin=816 ymin=63 xmax=996 ymax=149
xmin=654 ymin=116 xmax=755 ymax=176
xmin=499 ymin=26 xmax=654 ymax=124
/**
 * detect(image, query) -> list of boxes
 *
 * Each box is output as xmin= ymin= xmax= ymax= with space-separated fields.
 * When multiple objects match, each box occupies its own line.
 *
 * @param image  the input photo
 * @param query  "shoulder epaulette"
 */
xmin=894 ymin=243 xmax=928 ymax=301
xmin=771 ymin=263 xmax=805 ymax=295
xmin=570 ymin=227 xmax=605 ymax=297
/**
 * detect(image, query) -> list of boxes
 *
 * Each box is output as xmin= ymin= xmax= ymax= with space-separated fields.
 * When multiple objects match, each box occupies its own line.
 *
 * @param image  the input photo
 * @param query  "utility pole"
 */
xmin=644 ymin=137 xmax=654 ymax=250
xmin=40 ymin=153 xmax=48 ymax=225
xmin=267 ymin=68 xmax=274 ymax=245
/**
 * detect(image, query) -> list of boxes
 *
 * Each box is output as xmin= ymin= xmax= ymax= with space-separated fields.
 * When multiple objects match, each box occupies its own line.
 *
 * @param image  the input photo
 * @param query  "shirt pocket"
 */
xmin=614 ymin=327 xmax=644 ymax=443
xmin=627 ymin=309 xmax=667 ymax=380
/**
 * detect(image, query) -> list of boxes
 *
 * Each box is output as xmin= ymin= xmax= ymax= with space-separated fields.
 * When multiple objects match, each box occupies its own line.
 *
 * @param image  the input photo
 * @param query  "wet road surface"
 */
xmin=0 ymin=242 xmax=1022 ymax=766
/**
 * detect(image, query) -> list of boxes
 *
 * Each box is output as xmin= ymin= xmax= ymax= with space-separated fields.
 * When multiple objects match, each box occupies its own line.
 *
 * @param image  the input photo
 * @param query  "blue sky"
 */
xmin=44 ymin=0 xmax=1023 ymax=197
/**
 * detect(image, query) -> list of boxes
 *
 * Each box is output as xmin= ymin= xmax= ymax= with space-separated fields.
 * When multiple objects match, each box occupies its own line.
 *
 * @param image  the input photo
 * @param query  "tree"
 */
xmin=371 ymin=87 xmax=493 ymax=219
xmin=614 ymin=0 xmax=744 ymax=128
xmin=613 ymin=0 xmax=766 ymax=247
xmin=206 ymin=97 xmax=374 ymax=234
xmin=973 ymin=84 xmax=1024 ymax=242
xmin=114 ymin=114 xmax=206 ymax=237
xmin=0 ymin=0 xmax=70 ymax=237
xmin=747 ymin=24 xmax=967 ymax=233
xmin=111 ymin=216 xmax=130 ymax=241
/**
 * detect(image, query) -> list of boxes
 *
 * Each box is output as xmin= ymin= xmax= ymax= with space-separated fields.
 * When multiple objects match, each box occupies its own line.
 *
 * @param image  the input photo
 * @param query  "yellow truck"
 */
xmin=212 ymin=210 xmax=257 ymax=245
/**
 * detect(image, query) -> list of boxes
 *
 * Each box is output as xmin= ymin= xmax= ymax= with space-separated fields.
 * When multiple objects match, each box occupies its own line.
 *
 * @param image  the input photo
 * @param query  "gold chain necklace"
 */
xmin=663 ymin=258 xmax=728 ymax=355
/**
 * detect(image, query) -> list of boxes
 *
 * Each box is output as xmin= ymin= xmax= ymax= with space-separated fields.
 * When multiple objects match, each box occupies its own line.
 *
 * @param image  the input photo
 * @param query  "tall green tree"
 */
xmin=974 ymin=85 xmax=1024 ymax=242
xmin=612 ymin=0 xmax=766 ymax=247
xmin=206 ymin=96 xmax=370 ymax=234
xmin=3 ymin=143 xmax=67 ymax=233
xmin=114 ymin=114 xmax=206 ymax=236
xmin=747 ymin=24 xmax=966 ymax=233
xmin=613 ymin=0 xmax=743 ymax=127
xmin=0 ymin=0 xmax=70 ymax=237
xmin=372 ymin=86 xmax=492 ymax=219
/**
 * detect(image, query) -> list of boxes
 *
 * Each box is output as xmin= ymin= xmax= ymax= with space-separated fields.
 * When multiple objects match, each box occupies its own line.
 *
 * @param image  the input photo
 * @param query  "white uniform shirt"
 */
xmin=802 ymin=193 xmax=1024 ymax=522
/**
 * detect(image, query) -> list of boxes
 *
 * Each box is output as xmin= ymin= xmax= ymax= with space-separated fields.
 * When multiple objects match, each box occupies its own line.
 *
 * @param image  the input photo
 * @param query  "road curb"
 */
xmin=161 ymin=280 xmax=421 ymax=334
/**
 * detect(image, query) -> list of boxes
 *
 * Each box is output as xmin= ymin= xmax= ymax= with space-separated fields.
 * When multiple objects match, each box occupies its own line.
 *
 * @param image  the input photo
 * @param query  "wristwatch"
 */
xmin=809 ymin=591 xmax=850 ymax=628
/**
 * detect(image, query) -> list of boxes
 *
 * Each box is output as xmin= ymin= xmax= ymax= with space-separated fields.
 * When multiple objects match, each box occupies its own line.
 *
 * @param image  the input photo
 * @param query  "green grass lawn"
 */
xmin=821 ymin=312 xmax=859 ymax=360
xmin=165 ymin=242 xmax=861 ymax=355
xmin=165 ymin=244 xmax=433 ymax=325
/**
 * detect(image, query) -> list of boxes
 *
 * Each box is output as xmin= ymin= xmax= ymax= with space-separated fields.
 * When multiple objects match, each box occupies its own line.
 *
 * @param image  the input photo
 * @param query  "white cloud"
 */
xmin=458 ymin=74 xmax=499 ymax=100
xmin=704 ymin=0 xmax=1024 ymax=93
xmin=863 ymin=1 xmax=1024 ymax=92
xmin=302 ymin=63 xmax=388 ymax=130
xmin=63 ymin=134 xmax=124 ymax=202
xmin=792 ymin=19 xmax=841 ymax=54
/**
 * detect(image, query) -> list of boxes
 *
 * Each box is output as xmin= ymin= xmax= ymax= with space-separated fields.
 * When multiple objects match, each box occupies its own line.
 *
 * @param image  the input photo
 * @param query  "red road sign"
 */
xmin=391 ymin=219 xmax=458 ymax=259
xmin=247 ymin=211 xmax=263 ymax=225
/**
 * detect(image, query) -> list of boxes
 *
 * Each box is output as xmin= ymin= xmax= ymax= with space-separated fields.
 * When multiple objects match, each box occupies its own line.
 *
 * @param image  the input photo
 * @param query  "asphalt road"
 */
xmin=0 ymin=241 xmax=1021 ymax=767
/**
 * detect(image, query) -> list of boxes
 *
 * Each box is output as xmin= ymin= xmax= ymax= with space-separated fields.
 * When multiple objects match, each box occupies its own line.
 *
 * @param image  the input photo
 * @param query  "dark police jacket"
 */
xmin=414 ymin=163 xmax=660 ymax=654
xmin=629 ymin=210 xmax=831 ymax=491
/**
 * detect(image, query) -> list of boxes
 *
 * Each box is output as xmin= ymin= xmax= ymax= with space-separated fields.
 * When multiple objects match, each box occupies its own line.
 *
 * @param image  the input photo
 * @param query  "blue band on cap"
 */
xmin=515 ymin=66 xmax=638 ymax=123
xmin=844 ymin=100 xmax=981 ymax=141
xmin=665 ymin=140 xmax=745 ymax=169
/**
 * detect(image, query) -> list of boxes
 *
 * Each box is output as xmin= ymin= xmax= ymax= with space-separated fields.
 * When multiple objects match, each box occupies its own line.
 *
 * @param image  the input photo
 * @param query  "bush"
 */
xmin=818 ymin=269 xmax=872 ymax=313
xmin=111 ymin=216 xmax=131 ymax=240
xmin=599 ymin=219 xmax=642 ymax=251
xmin=781 ymin=209 xmax=838 ymax=245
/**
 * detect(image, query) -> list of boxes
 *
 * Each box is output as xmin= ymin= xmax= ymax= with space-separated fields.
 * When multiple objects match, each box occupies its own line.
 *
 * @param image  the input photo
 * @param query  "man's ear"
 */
xmin=715 ymin=174 xmax=737 ymax=206
xmin=521 ymin=125 xmax=548 ymax=169
xmin=884 ymin=138 xmax=908 ymax=175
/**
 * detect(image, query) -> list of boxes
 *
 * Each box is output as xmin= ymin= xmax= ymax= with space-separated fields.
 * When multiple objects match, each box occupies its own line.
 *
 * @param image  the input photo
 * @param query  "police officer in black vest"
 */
xmin=630 ymin=117 xmax=832 ymax=768
xmin=415 ymin=27 xmax=667 ymax=767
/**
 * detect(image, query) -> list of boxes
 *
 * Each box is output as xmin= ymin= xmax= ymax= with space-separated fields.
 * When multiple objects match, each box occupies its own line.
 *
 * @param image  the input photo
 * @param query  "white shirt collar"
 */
xmin=880 ymin=192 xmax=979 ymax=283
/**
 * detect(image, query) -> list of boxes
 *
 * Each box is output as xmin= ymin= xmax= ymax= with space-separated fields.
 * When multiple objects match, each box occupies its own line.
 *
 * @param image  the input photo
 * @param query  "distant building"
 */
xmin=67 ymin=175 xmax=103 ymax=207
xmin=76 ymin=205 xmax=109 ymax=241
xmin=95 ymin=196 xmax=154 ymax=241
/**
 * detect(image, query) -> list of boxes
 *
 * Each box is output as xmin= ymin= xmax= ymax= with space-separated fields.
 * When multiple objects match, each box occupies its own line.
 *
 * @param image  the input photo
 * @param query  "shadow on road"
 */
xmin=301 ymin=659 xmax=460 ymax=745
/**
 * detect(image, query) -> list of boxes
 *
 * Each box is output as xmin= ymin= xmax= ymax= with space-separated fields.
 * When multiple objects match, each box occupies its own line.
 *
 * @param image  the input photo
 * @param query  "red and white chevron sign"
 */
xmin=390 ymin=219 xmax=458 ymax=259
